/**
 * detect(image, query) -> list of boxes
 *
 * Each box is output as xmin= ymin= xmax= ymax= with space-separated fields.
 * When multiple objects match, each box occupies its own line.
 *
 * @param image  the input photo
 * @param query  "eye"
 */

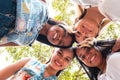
xmin=57 ymin=51 xmax=62 ymax=57
xmin=81 ymin=55 xmax=85 ymax=60
xmin=65 ymin=58 xmax=71 ymax=62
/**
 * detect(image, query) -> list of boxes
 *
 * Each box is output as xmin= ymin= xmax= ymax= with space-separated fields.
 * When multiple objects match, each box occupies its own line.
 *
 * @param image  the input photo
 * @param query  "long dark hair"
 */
xmin=75 ymin=39 xmax=116 ymax=80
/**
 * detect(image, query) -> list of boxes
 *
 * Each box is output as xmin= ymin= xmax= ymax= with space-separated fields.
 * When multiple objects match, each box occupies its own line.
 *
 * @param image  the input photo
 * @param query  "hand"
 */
xmin=78 ymin=37 xmax=96 ymax=48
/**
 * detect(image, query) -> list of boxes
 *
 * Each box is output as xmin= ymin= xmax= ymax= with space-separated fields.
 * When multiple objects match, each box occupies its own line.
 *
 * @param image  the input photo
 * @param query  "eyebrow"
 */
xmin=67 ymin=57 xmax=72 ymax=61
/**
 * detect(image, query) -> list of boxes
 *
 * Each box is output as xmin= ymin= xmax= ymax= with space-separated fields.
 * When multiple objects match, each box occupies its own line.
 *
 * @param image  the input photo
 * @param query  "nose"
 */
xmin=59 ymin=58 xmax=64 ymax=62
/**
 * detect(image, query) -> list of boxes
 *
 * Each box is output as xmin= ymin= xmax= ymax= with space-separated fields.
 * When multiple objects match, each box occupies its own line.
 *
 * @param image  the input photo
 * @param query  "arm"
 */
xmin=0 ymin=42 xmax=19 ymax=47
xmin=0 ymin=57 xmax=31 ymax=80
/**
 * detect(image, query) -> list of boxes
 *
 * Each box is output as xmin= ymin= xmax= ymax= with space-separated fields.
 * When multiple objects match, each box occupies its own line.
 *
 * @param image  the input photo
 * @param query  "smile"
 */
xmin=54 ymin=60 xmax=62 ymax=67
xmin=90 ymin=54 xmax=96 ymax=63
xmin=53 ymin=32 xmax=59 ymax=40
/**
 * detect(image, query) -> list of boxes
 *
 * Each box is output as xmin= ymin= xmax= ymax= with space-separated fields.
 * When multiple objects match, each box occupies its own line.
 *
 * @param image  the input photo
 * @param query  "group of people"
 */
xmin=0 ymin=0 xmax=120 ymax=80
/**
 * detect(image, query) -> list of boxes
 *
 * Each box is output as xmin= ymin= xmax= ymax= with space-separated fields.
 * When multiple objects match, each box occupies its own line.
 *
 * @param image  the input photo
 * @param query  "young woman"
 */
xmin=72 ymin=0 xmax=120 ymax=23
xmin=75 ymin=38 xmax=120 ymax=80
xmin=0 ymin=47 xmax=75 ymax=80
xmin=0 ymin=0 xmax=74 ymax=48
xmin=73 ymin=6 xmax=109 ymax=43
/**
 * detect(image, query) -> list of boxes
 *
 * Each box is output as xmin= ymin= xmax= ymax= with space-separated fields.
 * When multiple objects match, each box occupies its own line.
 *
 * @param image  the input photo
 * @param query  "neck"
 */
xmin=98 ymin=58 xmax=106 ymax=73
xmin=44 ymin=63 xmax=58 ymax=78
xmin=87 ymin=7 xmax=110 ymax=37
xmin=39 ymin=23 xmax=51 ymax=36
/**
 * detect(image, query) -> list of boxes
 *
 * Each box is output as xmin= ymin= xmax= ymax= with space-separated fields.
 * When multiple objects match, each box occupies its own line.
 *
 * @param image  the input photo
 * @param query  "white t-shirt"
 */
xmin=106 ymin=52 xmax=120 ymax=80
xmin=99 ymin=0 xmax=120 ymax=23
xmin=97 ymin=52 xmax=120 ymax=80
xmin=72 ymin=0 xmax=120 ymax=23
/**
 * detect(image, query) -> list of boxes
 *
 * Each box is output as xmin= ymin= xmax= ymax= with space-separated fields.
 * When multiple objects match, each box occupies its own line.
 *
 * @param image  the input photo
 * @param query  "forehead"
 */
xmin=76 ymin=47 xmax=87 ymax=54
xmin=52 ymin=25 xmax=65 ymax=30
xmin=57 ymin=48 xmax=74 ymax=57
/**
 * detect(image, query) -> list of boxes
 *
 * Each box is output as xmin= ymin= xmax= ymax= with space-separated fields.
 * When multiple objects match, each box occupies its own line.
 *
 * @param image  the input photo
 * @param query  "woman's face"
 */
xmin=47 ymin=25 xmax=73 ymax=47
xmin=50 ymin=48 xmax=74 ymax=71
xmin=74 ymin=18 xmax=99 ymax=43
xmin=76 ymin=47 xmax=103 ymax=67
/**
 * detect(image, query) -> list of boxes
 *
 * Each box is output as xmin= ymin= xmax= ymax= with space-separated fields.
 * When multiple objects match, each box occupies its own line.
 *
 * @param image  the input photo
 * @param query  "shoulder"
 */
xmin=24 ymin=58 xmax=42 ymax=67
xmin=107 ymin=52 xmax=120 ymax=66
xmin=98 ymin=73 xmax=107 ymax=80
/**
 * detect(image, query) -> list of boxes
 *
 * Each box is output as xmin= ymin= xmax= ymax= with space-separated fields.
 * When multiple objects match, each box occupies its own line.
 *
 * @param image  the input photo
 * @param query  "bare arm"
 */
xmin=0 ymin=42 xmax=19 ymax=47
xmin=0 ymin=57 xmax=31 ymax=80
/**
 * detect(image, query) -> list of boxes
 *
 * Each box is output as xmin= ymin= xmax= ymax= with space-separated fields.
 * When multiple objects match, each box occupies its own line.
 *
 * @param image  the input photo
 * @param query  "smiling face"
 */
xmin=73 ymin=7 xmax=104 ymax=43
xmin=76 ymin=47 xmax=103 ymax=67
xmin=47 ymin=25 xmax=73 ymax=47
xmin=74 ymin=18 xmax=99 ymax=43
xmin=50 ymin=48 xmax=74 ymax=71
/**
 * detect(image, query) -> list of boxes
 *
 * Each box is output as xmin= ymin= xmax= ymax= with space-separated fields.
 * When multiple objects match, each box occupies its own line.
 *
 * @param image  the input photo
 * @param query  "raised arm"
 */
xmin=0 ymin=57 xmax=30 ymax=80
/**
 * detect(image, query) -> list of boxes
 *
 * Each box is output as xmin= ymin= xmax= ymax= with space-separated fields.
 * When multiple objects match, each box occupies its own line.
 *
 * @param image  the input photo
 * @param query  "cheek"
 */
xmin=64 ymin=37 xmax=72 ymax=45
xmin=91 ymin=53 xmax=102 ymax=67
xmin=47 ymin=31 xmax=53 ymax=39
xmin=97 ymin=54 xmax=103 ymax=65
xmin=62 ymin=62 xmax=70 ymax=69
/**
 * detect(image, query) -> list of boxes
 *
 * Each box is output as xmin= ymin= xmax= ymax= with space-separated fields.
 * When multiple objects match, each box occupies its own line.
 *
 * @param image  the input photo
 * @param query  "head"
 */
xmin=75 ymin=41 xmax=104 ymax=68
xmin=47 ymin=24 xmax=74 ymax=48
xmin=75 ymin=39 xmax=114 ymax=80
xmin=47 ymin=48 xmax=75 ymax=72
xmin=73 ymin=7 xmax=104 ymax=43
xmin=75 ymin=43 xmax=103 ymax=80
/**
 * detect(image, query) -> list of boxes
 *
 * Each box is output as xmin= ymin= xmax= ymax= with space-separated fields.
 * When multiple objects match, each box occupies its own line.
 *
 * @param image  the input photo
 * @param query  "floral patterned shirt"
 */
xmin=0 ymin=0 xmax=48 ymax=45
xmin=10 ymin=59 xmax=57 ymax=80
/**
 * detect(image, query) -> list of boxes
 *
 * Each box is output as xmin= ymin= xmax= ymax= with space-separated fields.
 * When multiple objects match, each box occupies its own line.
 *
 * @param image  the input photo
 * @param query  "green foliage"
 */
xmin=98 ymin=22 xmax=120 ymax=40
xmin=1 ymin=0 xmax=120 ymax=80
xmin=5 ymin=42 xmax=54 ymax=63
xmin=58 ymin=58 xmax=89 ymax=80
xmin=52 ymin=0 xmax=75 ymax=25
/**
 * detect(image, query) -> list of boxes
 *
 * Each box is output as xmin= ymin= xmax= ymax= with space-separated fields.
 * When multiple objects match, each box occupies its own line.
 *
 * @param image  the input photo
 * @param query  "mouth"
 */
xmin=54 ymin=60 xmax=62 ymax=67
xmin=89 ymin=54 xmax=96 ymax=63
xmin=53 ymin=32 xmax=59 ymax=41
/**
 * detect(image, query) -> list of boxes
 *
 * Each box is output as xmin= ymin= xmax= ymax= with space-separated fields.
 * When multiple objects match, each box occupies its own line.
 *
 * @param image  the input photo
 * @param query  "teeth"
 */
xmin=53 ymin=33 xmax=57 ymax=39
xmin=55 ymin=61 xmax=61 ymax=67
xmin=90 ymin=55 xmax=96 ymax=63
